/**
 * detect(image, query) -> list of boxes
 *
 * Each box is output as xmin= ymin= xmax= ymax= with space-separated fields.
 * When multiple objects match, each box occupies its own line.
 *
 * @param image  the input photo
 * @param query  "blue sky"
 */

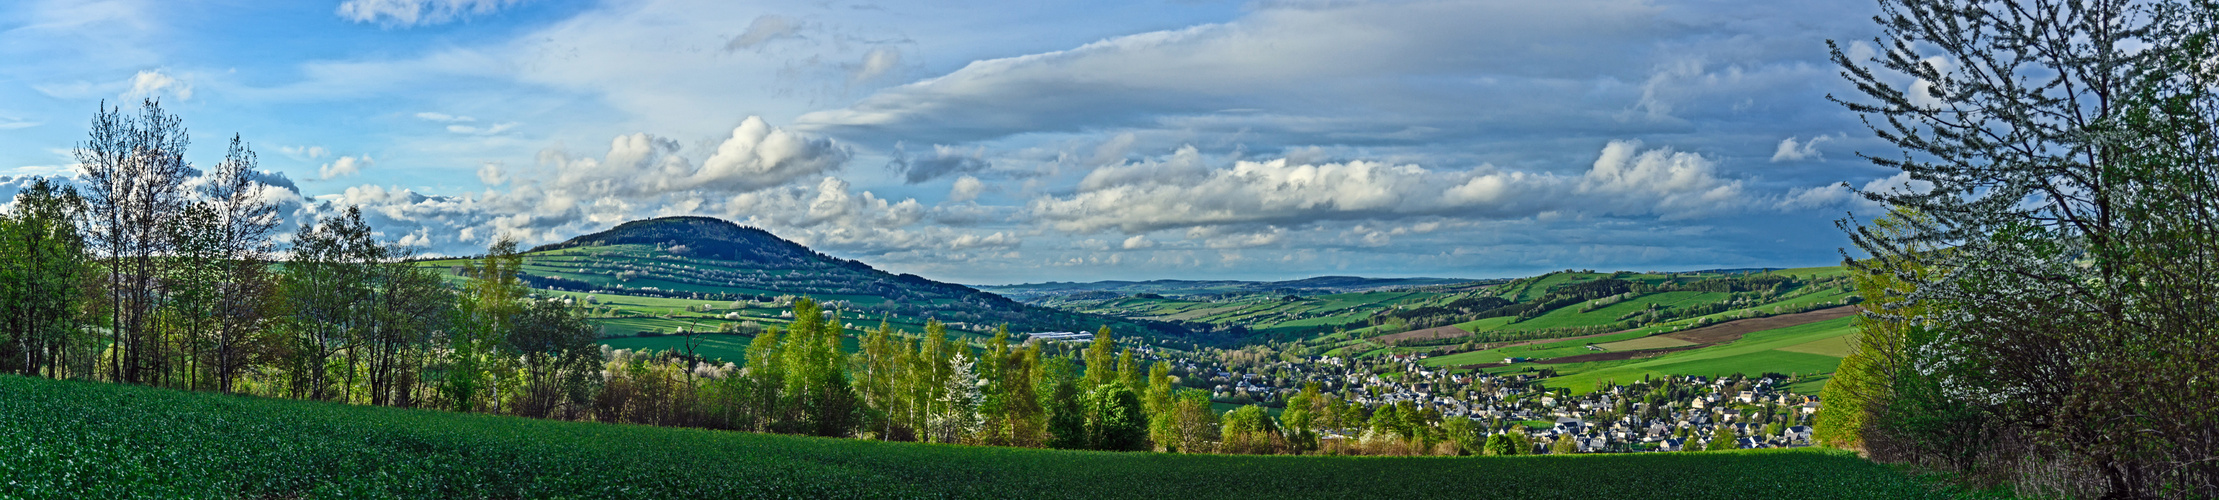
xmin=0 ymin=0 xmax=1918 ymax=284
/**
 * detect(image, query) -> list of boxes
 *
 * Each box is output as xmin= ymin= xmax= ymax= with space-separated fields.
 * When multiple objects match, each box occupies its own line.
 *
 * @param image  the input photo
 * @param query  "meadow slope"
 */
xmin=0 ymin=376 xmax=1960 ymax=499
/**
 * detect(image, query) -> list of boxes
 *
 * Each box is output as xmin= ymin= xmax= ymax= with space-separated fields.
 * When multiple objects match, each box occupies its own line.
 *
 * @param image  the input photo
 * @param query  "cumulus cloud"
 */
xmin=1030 ymin=140 xmax=1750 ymax=235
xmin=338 ymin=0 xmax=529 ymax=27
xmin=892 ymin=144 xmax=990 ymax=184
xmin=477 ymin=162 xmax=507 ymax=186
xmin=124 ymin=70 xmax=191 ymax=101
xmin=542 ymin=116 xmax=849 ymax=197
xmin=1121 ymin=235 xmax=1155 ymax=249
xmin=1578 ymin=140 xmax=1744 ymax=218
xmin=1771 ymin=135 xmax=1831 ymax=162
xmin=718 ymin=176 xmax=1018 ymax=254
xmin=948 ymin=175 xmax=984 ymax=203
xmin=319 ymin=156 xmax=373 ymax=180
xmin=295 ymin=118 xmax=945 ymax=257
xmin=727 ymin=15 xmax=803 ymax=51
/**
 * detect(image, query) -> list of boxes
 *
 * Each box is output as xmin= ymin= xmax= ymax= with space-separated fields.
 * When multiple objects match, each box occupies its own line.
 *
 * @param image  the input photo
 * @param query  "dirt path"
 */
xmin=1661 ymin=305 xmax=1861 ymax=345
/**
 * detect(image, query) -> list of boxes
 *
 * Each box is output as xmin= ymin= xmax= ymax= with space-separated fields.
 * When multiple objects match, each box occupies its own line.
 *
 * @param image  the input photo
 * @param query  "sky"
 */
xmin=0 ymin=0 xmax=1922 ymax=284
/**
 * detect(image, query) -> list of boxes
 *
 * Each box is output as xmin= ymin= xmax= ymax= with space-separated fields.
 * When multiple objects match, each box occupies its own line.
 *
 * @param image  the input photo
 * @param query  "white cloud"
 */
xmin=1121 ymin=235 xmax=1154 ymax=249
xmin=1770 ymin=135 xmax=1831 ymax=162
xmin=1577 ymin=140 xmax=1744 ymax=218
xmin=948 ymin=175 xmax=984 ymax=203
xmin=795 ymin=0 xmax=1678 ymax=146
xmin=850 ymin=47 xmax=902 ymax=84
xmin=1031 ymin=141 xmax=1750 ymax=235
xmin=727 ymin=15 xmax=803 ymax=51
xmin=338 ymin=0 xmax=530 ymax=27
xmin=477 ymin=162 xmax=507 ymax=186
xmin=280 ymin=145 xmax=330 ymax=160
xmin=414 ymin=112 xmax=476 ymax=123
xmin=540 ymin=116 xmax=848 ymax=198
xmin=319 ymin=156 xmax=373 ymax=180
xmin=124 ymin=70 xmax=190 ymax=101
xmin=447 ymin=122 xmax=518 ymax=135
xmin=1774 ymin=172 xmax=1934 ymax=212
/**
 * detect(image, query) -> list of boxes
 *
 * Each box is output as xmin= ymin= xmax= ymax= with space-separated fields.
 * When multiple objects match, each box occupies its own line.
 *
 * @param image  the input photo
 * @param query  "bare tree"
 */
xmin=75 ymin=99 xmax=193 ymax=385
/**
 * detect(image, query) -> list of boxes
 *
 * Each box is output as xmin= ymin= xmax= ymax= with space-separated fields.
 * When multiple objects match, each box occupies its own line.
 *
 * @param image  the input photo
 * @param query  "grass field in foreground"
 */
xmin=0 ymin=376 xmax=1961 ymax=499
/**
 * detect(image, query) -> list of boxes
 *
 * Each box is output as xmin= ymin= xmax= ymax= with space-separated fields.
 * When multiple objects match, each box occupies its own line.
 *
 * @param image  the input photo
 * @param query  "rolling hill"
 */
xmin=415 ymin=217 xmax=1186 ymax=357
xmin=981 ymin=276 xmax=1488 ymax=302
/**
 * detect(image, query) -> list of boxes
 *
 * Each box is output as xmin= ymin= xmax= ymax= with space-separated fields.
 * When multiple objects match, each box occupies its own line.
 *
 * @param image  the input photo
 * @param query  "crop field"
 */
xmin=1539 ymin=316 xmax=1859 ymax=392
xmin=1051 ymin=290 xmax=1445 ymax=340
xmin=0 ymin=376 xmax=1959 ymax=499
xmin=599 ymin=333 xmax=868 ymax=363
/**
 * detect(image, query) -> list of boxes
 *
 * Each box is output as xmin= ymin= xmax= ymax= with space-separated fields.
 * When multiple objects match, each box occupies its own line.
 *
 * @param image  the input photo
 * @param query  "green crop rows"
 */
xmin=0 ymin=375 xmax=1962 ymax=499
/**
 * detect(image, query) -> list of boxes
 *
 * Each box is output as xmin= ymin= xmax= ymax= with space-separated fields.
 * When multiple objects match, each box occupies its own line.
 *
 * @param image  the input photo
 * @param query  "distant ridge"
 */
xmin=979 ymin=275 xmax=1482 ymax=302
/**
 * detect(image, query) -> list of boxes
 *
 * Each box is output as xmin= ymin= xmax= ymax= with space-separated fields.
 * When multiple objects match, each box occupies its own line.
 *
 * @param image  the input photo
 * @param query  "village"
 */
xmin=1158 ymin=347 xmax=1821 ymax=454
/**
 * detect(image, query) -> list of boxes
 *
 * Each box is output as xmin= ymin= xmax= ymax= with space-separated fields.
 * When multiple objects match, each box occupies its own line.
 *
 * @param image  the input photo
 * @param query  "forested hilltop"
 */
xmin=416 ymin=215 xmax=1182 ymax=340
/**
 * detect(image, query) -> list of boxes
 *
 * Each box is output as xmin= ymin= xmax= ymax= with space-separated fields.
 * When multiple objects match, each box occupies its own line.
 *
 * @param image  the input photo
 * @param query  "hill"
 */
xmin=416 ymin=217 xmax=1185 ymax=356
xmin=1040 ymin=267 xmax=1868 ymax=394
xmin=983 ymin=276 xmax=1486 ymax=302
xmin=0 ymin=375 xmax=1957 ymax=499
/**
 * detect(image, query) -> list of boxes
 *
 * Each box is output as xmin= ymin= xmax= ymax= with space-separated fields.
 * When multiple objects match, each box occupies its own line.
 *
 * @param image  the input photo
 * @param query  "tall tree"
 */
xmin=76 ymin=99 xmax=193 ymax=385
xmin=0 ymin=179 xmax=94 ymax=379
xmin=1082 ymin=326 xmax=1116 ymax=389
xmin=279 ymin=207 xmax=380 ymax=401
xmin=1833 ymin=0 xmax=2219 ymax=494
xmin=164 ymin=135 xmax=280 ymax=393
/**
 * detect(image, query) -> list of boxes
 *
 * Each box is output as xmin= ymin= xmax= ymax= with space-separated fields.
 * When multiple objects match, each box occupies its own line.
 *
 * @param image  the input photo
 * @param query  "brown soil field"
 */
xmin=1662 ymin=305 xmax=1860 ymax=345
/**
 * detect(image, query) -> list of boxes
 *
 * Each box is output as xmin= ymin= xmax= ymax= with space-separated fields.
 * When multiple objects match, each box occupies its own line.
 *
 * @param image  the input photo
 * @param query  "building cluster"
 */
xmin=1158 ymin=348 xmax=1823 ymax=453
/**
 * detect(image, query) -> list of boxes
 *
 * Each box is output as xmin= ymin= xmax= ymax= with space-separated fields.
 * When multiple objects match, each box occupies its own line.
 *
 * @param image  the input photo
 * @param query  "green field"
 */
xmin=0 ymin=375 xmax=1958 ymax=499
xmin=1540 ymin=316 xmax=1859 ymax=392
xmin=598 ymin=333 xmax=867 ymax=364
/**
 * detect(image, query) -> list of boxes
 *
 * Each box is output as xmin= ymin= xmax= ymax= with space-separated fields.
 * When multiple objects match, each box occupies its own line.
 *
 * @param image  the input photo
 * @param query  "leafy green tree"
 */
xmin=1039 ymin=354 xmax=1088 ymax=450
xmin=1221 ymin=404 xmax=1278 ymax=454
xmin=1279 ymin=382 xmax=1322 ymax=454
xmin=1551 ymin=434 xmax=1578 ymax=455
xmin=506 ymin=298 xmax=598 ymax=418
xmin=1086 ymin=383 xmax=1149 ymax=452
xmin=1439 ymin=417 xmax=1477 ymax=456
xmin=1705 ymin=426 xmax=1735 ymax=452
xmin=279 ymin=207 xmax=381 ymax=402
xmin=741 ymin=326 xmax=784 ymax=432
xmin=0 ymin=179 xmax=95 ymax=380
xmin=1482 ymin=433 xmax=1520 ymax=456
xmin=1082 ymin=326 xmax=1116 ymax=388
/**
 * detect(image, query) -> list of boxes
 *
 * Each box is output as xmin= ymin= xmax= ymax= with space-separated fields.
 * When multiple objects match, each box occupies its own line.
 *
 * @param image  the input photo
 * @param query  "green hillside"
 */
xmin=1033 ymin=267 xmax=1866 ymax=394
xmin=0 ymin=375 xmax=1957 ymax=499
xmin=410 ymin=217 xmax=1184 ymax=351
